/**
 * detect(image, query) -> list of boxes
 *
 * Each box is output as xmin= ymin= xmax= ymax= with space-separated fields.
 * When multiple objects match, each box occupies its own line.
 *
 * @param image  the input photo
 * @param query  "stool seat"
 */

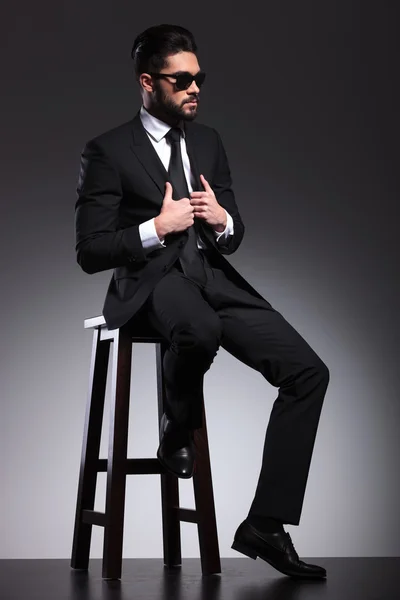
xmin=71 ymin=314 xmax=221 ymax=580
xmin=84 ymin=314 xmax=163 ymax=340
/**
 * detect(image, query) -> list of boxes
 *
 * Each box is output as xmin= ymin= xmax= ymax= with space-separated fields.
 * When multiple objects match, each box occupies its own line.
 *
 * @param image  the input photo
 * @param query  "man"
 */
xmin=75 ymin=23 xmax=329 ymax=579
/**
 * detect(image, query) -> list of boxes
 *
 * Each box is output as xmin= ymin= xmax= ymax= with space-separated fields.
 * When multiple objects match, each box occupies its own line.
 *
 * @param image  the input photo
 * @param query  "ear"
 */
xmin=139 ymin=73 xmax=155 ymax=93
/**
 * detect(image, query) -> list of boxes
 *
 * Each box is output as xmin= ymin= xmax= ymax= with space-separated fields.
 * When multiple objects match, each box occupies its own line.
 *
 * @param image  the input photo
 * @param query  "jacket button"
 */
xmin=162 ymin=265 xmax=168 ymax=272
xmin=178 ymin=240 xmax=185 ymax=248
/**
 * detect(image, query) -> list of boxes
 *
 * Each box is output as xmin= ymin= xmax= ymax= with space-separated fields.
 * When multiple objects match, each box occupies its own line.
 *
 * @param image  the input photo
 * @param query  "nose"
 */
xmin=187 ymin=79 xmax=200 ymax=94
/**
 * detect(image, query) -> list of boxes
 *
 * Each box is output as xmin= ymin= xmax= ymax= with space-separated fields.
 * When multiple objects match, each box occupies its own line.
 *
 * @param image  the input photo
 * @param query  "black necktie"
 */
xmin=166 ymin=126 xmax=207 ymax=285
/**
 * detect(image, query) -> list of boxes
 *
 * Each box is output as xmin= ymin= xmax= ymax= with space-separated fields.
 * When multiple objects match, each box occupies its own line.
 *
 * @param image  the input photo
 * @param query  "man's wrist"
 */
xmin=154 ymin=215 xmax=168 ymax=239
xmin=213 ymin=208 xmax=228 ymax=232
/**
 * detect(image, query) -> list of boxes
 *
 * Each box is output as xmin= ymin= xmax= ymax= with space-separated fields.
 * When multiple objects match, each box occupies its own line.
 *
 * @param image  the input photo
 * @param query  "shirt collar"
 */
xmin=140 ymin=105 xmax=185 ymax=142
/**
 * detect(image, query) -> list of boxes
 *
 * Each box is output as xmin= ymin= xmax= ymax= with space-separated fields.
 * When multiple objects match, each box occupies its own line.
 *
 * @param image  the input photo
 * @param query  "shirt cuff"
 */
xmin=139 ymin=218 xmax=166 ymax=253
xmin=213 ymin=210 xmax=234 ymax=244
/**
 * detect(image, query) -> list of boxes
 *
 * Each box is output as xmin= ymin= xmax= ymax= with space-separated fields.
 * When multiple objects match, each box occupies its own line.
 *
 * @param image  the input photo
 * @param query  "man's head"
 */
xmin=131 ymin=24 xmax=205 ymax=126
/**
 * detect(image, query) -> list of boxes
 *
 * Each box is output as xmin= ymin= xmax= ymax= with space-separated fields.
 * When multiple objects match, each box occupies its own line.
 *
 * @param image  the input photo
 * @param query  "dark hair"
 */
xmin=131 ymin=24 xmax=197 ymax=81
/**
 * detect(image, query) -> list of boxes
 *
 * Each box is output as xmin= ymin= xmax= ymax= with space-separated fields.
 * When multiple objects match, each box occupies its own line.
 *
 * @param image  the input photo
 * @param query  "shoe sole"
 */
xmin=156 ymin=448 xmax=195 ymax=479
xmin=231 ymin=540 xmax=326 ymax=579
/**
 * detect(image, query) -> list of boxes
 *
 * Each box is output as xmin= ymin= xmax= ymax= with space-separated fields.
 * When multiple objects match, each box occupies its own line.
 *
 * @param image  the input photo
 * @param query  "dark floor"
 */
xmin=0 ymin=558 xmax=398 ymax=600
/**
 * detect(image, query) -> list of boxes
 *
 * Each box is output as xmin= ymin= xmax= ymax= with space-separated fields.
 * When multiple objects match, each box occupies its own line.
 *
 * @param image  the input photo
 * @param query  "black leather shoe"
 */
xmin=157 ymin=413 xmax=195 ymax=479
xmin=232 ymin=520 xmax=327 ymax=579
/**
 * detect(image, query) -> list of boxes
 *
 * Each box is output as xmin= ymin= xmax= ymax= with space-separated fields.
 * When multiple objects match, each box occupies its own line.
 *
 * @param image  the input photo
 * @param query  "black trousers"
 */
xmin=142 ymin=253 xmax=330 ymax=525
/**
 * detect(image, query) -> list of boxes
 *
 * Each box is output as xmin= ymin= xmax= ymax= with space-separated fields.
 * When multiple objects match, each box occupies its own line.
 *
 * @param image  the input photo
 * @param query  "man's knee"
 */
xmin=303 ymin=358 xmax=330 ymax=393
xmin=313 ymin=358 xmax=330 ymax=386
xmin=172 ymin=315 xmax=222 ymax=357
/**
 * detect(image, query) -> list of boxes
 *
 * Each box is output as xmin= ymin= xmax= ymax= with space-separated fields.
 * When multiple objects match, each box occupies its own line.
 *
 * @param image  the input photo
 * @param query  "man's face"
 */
xmin=143 ymin=51 xmax=202 ymax=123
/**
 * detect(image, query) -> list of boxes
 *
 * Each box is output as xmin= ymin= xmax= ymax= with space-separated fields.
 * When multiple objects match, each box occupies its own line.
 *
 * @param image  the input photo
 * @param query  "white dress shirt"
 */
xmin=138 ymin=105 xmax=234 ymax=253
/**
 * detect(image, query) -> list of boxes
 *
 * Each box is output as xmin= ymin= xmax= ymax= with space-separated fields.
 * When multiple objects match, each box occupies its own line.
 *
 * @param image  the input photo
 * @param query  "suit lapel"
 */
xmin=184 ymin=122 xmax=203 ymax=191
xmin=184 ymin=122 xmax=217 ymax=248
xmin=130 ymin=110 xmax=206 ymax=195
xmin=129 ymin=111 xmax=169 ymax=197
xmin=129 ymin=111 xmax=215 ymax=247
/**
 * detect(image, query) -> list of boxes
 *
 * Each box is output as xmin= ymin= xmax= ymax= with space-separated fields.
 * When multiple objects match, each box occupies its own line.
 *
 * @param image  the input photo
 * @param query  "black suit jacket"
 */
xmin=75 ymin=109 xmax=264 ymax=330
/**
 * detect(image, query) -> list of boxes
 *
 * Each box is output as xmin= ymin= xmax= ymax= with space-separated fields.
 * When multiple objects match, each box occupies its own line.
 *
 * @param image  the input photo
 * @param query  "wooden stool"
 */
xmin=70 ymin=315 xmax=221 ymax=580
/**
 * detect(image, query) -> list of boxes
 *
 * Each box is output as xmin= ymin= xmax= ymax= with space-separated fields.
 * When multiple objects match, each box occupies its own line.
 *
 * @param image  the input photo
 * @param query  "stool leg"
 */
xmin=102 ymin=326 xmax=132 ymax=579
xmin=156 ymin=342 xmax=182 ymax=567
xmin=193 ymin=401 xmax=221 ymax=575
xmin=71 ymin=328 xmax=110 ymax=570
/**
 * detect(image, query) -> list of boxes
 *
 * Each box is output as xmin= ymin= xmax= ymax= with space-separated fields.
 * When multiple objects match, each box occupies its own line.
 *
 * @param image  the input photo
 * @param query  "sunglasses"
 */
xmin=148 ymin=70 xmax=206 ymax=91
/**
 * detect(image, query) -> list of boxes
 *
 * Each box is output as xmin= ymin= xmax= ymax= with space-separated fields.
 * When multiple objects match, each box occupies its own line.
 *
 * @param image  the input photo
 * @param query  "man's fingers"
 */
xmin=190 ymin=197 xmax=207 ymax=205
xmin=200 ymin=173 xmax=212 ymax=191
xmin=194 ymin=206 xmax=207 ymax=216
xmin=164 ymin=181 xmax=174 ymax=202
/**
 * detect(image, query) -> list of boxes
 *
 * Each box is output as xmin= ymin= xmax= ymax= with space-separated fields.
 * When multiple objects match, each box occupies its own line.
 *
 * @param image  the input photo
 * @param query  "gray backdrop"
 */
xmin=1 ymin=1 xmax=399 ymax=559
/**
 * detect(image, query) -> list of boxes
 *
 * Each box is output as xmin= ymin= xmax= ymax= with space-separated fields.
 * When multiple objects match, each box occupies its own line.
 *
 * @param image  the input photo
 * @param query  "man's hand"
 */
xmin=154 ymin=181 xmax=195 ymax=238
xmin=190 ymin=174 xmax=227 ymax=232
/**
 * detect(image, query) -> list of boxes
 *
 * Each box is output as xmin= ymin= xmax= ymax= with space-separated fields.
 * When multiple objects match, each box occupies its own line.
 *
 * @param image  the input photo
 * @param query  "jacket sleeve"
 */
xmin=75 ymin=139 xmax=149 ymax=274
xmin=210 ymin=129 xmax=245 ymax=255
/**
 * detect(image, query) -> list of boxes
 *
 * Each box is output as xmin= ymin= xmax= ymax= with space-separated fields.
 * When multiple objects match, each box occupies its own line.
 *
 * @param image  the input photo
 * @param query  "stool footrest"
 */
xmin=81 ymin=507 xmax=199 ymax=530
xmin=96 ymin=458 xmax=164 ymax=474
xmin=176 ymin=508 xmax=198 ymax=523
xmin=82 ymin=510 xmax=105 ymax=527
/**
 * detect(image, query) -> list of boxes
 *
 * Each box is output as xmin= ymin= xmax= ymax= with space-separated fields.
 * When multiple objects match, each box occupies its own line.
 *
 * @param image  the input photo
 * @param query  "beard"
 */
xmin=153 ymin=82 xmax=199 ymax=122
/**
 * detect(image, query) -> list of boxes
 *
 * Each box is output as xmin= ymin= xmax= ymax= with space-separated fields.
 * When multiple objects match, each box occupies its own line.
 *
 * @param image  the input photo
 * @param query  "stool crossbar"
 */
xmin=70 ymin=315 xmax=221 ymax=579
